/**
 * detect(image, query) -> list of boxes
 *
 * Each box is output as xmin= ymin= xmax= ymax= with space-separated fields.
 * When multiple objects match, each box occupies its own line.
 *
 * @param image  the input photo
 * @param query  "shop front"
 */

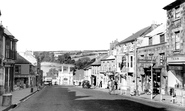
xmin=167 ymin=56 xmax=185 ymax=95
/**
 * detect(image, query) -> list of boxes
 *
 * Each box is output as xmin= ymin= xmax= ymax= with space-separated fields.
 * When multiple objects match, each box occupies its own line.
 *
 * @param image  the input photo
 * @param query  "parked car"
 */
xmin=82 ymin=80 xmax=91 ymax=88
xmin=44 ymin=81 xmax=52 ymax=86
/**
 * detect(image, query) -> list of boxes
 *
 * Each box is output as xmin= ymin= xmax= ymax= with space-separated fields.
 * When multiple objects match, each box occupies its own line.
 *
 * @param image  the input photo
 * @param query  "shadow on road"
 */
xmin=59 ymin=86 xmax=168 ymax=111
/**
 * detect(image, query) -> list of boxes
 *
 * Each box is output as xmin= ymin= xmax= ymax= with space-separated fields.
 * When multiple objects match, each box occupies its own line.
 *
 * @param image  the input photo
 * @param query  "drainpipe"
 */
xmin=135 ymin=43 xmax=138 ymax=95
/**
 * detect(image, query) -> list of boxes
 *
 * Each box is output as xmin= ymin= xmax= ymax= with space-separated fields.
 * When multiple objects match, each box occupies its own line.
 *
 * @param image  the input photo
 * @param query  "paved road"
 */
xmin=12 ymin=85 xmax=184 ymax=111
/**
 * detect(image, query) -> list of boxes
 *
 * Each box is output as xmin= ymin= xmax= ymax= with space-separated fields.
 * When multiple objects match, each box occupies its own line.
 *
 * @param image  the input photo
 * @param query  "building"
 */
xmin=100 ymin=55 xmax=116 ymax=88
xmin=41 ymin=62 xmax=74 ymax=85
xmin=14 ymin=53 xmax=37 ymax=89
xmin=136 ymin=23 xmax=167 ymax=94
xmin=0 ymin=26 xmax=18 ymax=95
xmin=73 ymin=69 xmax=84 ymax=85
xmin=84 ymin=65 xmax=92 ymax=85
xmin=116 ymin=24 xmax=158 ymax=91
xmin=91 ymin=54 xmax=108 ymax=88
xmin=163 ymin=0 xmax=185 ymax=95
xmin=57 ymin=64 xmax=74 ymax=85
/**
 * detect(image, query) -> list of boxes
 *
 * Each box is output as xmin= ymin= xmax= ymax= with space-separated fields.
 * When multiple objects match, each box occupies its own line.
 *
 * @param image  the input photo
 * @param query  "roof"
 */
xmin=15 ymin=53 xmax=32 ymax=64
xmin=117 ymin=25 xmax=155 ymax=45
xmin=101 ymin=55 xmax=115 ymax=61
xmin=163 ymin=0 xmax=185 ymax=10
xmin=19 ymin=51 xmax=37 ymax=66
xmin=91 ymin=54 xmax=108 ymax=66
xmin=83 ymin=64 xmax=92 ymax=70
xmin=145 ymin=23 xmax=166 ymax=37
xmin=4 ymin=28 xmax=14 ymax=39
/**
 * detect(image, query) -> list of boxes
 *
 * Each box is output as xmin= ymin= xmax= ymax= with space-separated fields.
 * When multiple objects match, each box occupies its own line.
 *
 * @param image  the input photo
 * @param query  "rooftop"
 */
xmin=163 ymin=0 xmax=185 ymax=10
xmin=15 ymin=53 xmax=32 ymax=64
xmin=117 ymin=25 xmax=156 ymax=45
xmin=145 ymin=23 xmax=166 ymax=37
xmin=91 ymin=54 xmax=108 ymax=66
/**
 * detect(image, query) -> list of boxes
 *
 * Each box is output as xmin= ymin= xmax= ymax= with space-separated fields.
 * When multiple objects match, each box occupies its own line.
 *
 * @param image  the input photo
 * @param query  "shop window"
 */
xmin=175 ymin=31 xmax=180 ymax=50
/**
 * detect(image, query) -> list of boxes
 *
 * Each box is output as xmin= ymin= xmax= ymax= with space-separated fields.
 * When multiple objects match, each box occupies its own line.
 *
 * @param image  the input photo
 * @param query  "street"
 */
xmin=12 ymin=85 xmax=184 ymax=111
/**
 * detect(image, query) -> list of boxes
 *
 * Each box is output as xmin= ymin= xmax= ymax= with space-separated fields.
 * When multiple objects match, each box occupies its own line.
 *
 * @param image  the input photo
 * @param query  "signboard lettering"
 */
xmin=169 ymin=66 xmax=183 ymax=70
xmin=167 ymin=56 xmax=185 ymax=62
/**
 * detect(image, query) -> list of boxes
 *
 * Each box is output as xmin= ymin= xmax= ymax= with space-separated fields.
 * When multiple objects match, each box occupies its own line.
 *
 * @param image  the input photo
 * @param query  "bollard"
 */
xmin=2 ymin=93 xmax=12 ymax=106
xmin=30 ymin=87 xmax=33 ymax=93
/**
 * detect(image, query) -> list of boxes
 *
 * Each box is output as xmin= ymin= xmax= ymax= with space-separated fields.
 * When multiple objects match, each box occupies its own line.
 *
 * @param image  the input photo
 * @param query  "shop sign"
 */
xmin=169 ymin=66 xmax=183 ymax=70
xmin=167 ymin=56 xmax=185 ymax=63
xmin=138 ymin=59 xmax=155 ymax=63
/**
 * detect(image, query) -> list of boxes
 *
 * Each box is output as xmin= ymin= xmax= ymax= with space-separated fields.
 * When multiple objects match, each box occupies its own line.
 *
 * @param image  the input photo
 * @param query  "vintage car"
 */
xmin=82 ymin=80 xmax=91 ymax=88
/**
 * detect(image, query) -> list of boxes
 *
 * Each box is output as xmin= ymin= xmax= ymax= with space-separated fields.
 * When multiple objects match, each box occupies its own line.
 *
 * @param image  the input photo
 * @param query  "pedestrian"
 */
xmin=109 ymin=78 xmax=114 ymax=95
xmin=99 ymin=81 xmax=102 ymax=88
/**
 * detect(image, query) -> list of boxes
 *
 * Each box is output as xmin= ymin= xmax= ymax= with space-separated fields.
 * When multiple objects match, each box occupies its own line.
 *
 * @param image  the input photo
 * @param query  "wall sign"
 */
xmin=167 ymin=56 xmax=185 ymax=63
xmin=168 ymin=66 xmax=183 ymax=70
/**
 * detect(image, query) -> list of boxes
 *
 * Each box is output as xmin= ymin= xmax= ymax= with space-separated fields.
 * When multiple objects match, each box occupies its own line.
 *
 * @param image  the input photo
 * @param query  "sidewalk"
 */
xmin=0 ymin=87 xmax=39 ymax=111
xmin=92 ymin=87 xmax=185 ymax=108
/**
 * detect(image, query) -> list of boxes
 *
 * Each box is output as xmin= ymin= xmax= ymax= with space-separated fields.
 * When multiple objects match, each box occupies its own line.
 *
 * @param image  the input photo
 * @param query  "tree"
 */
xmin=46 ymin=68 xmax=58 ymax=77
xmin=75 ymin=57 xmax=93 ymax=69
xmin=57 ymin=53 xmax=74 ymax=64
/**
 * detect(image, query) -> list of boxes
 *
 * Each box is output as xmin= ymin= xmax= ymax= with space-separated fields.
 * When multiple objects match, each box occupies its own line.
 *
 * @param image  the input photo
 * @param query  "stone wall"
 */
xmin=166 ymin=2 xmax=185 ymax=56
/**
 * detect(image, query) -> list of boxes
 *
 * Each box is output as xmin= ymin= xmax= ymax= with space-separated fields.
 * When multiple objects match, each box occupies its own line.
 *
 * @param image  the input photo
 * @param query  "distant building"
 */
xmin=73 ymin=69 xmax=84 ymax=86
xmin=41 ymin=62 xmax=74 ymax=85
xmin=15 ymin=53 xmax=37 ymax=89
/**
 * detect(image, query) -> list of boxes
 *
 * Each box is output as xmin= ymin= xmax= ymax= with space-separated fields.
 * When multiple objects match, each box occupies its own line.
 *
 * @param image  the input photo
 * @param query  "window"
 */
xmin=175 ymin=6 xmax=180 ymax=19
xmin=149 ymin=54 xmax=153 ymax=60
xmin=175 ymin=31 xmax=180 ymax=50
xmin=149 ymin=37 xmax=152 ymax=45
xmin=5 ymin=39 xmax=10 ymax=58
xmin=15 ymin=65 xmax=21 ymax=74
xmin=130 ymin=56 xmax=133 ymax=68
xmin=160 ymin=34 xmax=165 ymax=43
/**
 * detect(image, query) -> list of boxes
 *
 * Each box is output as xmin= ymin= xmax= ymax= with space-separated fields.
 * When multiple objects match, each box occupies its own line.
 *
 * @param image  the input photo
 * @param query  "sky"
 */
xmin=0 ymin=0 xmax=175 ymax=52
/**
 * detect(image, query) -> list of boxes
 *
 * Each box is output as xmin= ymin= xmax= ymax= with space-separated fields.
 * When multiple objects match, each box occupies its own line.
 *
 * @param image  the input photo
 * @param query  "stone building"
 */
xmin=115 ymin=24 xmax=158 ymax=91
xmin=163 ymin=0 xmax=185 ymax=95
xmin=136 ymin=23 xmax=168 ymax=94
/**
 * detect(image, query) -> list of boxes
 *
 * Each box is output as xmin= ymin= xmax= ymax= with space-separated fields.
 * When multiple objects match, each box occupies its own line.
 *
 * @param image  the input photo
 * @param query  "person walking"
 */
xmin=109 ymin=78 xmax=114 ymax=95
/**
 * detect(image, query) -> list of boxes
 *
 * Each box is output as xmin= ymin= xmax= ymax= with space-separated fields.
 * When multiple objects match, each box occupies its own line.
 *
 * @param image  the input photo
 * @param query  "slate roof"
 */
xmin=163 ymin=0 xmax=184 ymax=10
xmin=91 ymin=54 xmax=108 ymax=66
xmin=117 ymin=25 xmax=155 ymax=45
xmin=145 ymin=23 xmax=166 ymax=37
xmin=4 ymin=28 xmax=13 ymax=37
xmin=15 ymin=53 xmax=32 ymax=64
xmin=83 ymin=64 xmax=92 ymax=70
xmin=19 ymin=52 xmax=37 ymax=66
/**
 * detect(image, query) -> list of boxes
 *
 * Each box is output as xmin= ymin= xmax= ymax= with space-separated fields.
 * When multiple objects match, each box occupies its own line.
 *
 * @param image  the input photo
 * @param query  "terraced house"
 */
xmin=0 ymin=25 xmax=18 ymax=95
xmin=163 ymin=0 xmax=185 ymax=96
xmin=115 ymin=24 xmax=159 ymax=91
xmin=136 ymin=23 xmax=167 ymax=94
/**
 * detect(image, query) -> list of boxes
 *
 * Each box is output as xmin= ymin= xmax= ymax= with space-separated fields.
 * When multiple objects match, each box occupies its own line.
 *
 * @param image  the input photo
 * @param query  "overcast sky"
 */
xmin=0 ymin=0 xmax=175 ymax=52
